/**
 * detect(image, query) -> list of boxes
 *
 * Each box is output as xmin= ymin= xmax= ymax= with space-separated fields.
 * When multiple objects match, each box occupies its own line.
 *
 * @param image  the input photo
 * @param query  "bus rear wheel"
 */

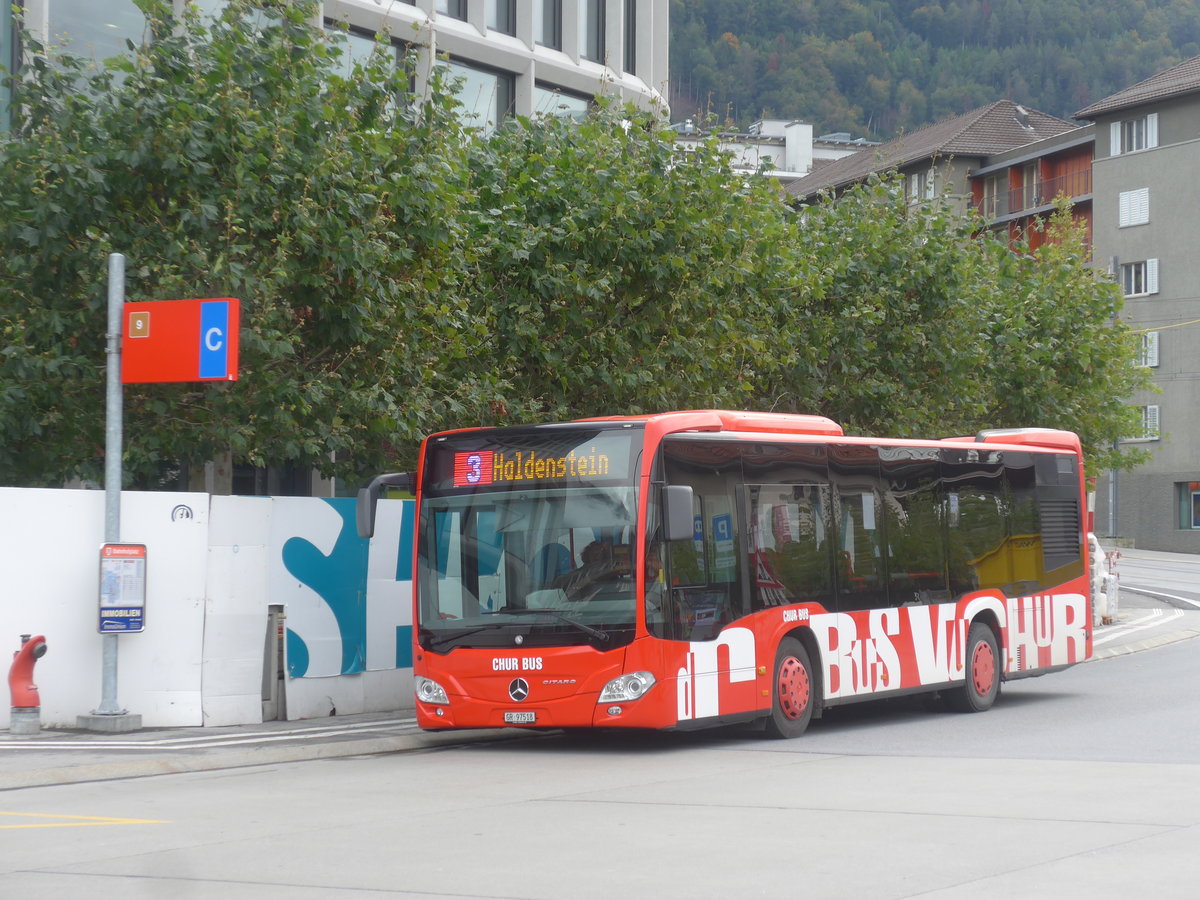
xmin=765 ymin=637 xmax=814 ymax=739
xmin=947 ymin=622 xmax=1000 ymax=713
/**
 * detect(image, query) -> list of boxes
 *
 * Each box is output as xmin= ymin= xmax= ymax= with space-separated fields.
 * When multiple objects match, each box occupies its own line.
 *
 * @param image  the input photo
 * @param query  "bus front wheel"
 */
xmin=947 ymin=622 xmax=1000 ymax=713
xmin=765 ymin=637 xmax=814 ymax=739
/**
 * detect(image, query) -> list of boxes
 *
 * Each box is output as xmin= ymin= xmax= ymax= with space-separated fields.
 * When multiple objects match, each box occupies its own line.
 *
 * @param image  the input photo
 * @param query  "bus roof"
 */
xmin=575 ymin=410 xmax=844 ymax=437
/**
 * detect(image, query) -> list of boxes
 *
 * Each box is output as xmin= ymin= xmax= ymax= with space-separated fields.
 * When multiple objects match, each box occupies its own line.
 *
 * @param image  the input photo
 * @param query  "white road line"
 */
xmin=1093 ymin=607 xmax=1184 ymax=646
xmin=1122 ymin=584 xmax=1200 ymax=609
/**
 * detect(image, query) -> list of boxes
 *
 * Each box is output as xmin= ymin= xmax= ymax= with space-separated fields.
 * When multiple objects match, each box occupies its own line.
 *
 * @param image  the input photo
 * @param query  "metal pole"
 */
xmin=96 ymin=252 xmax=125 ymax=716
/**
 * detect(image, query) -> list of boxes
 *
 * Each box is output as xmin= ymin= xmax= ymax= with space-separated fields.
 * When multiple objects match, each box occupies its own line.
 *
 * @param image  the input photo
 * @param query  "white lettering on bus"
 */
xmin=492 ymin=657 xmax=544 ymax=672
xmin=809 ymin=593 xmax=1088 ymax=700
xmin=676 ymin=627 xmax=756 ymax=721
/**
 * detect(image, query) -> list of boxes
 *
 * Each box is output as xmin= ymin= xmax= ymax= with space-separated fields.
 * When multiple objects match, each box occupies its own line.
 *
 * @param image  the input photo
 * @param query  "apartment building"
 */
xmin=1076 ymin=57 xmax=1200 ymax=550
xmin=785 ymin=100 xmax=1078 ymax=212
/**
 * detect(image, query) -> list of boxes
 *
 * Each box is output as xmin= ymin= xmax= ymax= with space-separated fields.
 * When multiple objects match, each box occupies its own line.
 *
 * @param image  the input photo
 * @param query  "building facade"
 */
xmin=671 ymin=118 xmax=876 ymax=188
xmin=967 ymin=125 xmax=1094 ymax=252
xmin=1076 ymin=58 xmax=1200 ymax=551
xmin=6 ymin=1 xmax=669 ymax=132
xmin=785 ymin=100 xmax=1079 ymax=214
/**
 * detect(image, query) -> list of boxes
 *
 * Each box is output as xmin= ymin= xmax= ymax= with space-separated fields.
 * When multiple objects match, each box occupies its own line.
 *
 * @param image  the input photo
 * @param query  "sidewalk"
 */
xmin=4 ymin=605 xmax=1198 ymax=791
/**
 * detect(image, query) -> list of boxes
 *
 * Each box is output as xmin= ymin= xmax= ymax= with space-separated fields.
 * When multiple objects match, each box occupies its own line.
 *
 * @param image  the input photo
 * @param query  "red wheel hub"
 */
xmin=971 ymin=641 xmax=995 ymax=696
xmin=777 ymin=656 xmax=811 ymax=720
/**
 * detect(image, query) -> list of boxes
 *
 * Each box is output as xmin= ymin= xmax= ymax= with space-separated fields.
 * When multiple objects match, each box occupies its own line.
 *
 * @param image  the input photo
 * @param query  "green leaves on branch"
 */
xmin=0 ymin=1 xmax=1148 ymax=489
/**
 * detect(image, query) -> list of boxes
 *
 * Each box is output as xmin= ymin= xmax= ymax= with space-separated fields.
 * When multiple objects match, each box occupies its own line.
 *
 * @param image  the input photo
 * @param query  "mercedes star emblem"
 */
xmin=508 ymin=678 xmax=530 ymax=702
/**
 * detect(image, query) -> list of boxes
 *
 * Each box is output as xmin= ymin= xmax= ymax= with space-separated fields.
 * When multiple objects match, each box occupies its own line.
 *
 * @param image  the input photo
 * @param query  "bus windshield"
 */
xmin=417 ymin=427 xmax=643 ymax=651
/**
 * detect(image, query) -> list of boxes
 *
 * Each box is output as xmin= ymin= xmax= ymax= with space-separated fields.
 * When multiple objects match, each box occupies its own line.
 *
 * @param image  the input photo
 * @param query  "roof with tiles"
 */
xmin=1075 ymin=55 xmax=1200 ymax=119
xmin=785 ymin=100 xmax=1076 ymax=200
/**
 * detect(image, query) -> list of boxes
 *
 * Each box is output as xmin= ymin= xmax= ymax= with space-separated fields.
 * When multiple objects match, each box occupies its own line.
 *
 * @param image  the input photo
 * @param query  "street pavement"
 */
xmin=4 ymin=575 xmax=1198 ymax=791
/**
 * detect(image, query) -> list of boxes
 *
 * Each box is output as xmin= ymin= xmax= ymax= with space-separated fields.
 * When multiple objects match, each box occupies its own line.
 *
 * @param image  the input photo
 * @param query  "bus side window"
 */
xmin=660 ymin=438 xmax=747 ymax=641
xmin=833 ymin=487 xmax=886 ymax=609
xmin=748 ymin=484 xmax=833 ymax=609
xmin=881 ymin=450 xmax=949 ymax=606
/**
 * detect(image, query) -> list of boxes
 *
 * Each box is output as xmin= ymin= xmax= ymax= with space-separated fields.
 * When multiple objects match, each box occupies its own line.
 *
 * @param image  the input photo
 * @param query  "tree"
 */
xmin=768 ymin=176 xmax=1150 ymax=474
xmin=457 ymin=107 xmax=797 ymax=423
xmin=0 ymin=0 xmax=480 ymax=488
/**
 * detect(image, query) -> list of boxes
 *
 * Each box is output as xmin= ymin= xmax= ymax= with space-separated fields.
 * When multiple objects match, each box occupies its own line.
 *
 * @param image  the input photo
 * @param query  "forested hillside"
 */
xmin=669 ymin=0 xmax=1200 ymax=138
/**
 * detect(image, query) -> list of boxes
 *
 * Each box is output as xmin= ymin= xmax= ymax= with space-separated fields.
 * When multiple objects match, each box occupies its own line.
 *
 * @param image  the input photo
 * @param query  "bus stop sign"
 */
xmin=121 ymin=298 xmax=240 ymax=384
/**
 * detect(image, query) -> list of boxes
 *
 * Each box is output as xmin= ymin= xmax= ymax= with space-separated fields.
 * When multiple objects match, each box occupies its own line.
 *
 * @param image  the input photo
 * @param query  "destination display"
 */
xmin=427 ymin=428 xmax=641 ymax=491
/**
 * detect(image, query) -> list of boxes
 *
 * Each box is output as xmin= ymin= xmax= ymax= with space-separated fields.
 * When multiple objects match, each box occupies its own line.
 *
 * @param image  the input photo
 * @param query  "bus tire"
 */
xmin=947 ymin=622 xmax=1000 ymax=713
xmin=765 ymin=637 xmax=814 ymax=739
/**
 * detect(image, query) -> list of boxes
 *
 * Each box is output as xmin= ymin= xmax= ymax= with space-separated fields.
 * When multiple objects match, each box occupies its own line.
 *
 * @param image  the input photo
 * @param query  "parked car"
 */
xmin=1088 ymin=533 xmax=1119 ymax=626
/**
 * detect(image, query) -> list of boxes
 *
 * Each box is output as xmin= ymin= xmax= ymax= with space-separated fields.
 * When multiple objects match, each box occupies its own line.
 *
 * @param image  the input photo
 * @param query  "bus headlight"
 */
xmin=415 ymin=675 xmax=449 ymax=705
xmin=598 ymin=672 xmax=656 ymax=703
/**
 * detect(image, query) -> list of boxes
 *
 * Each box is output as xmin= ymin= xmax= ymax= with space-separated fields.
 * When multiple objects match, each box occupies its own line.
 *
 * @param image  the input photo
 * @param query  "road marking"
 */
xmin=0 ymin=811 xmax=167 ymax=829
xmin=1093 ymin=607 xmax=1184 ymax=646
xmin=1122 ymin=584 xmax=1200 ymax=609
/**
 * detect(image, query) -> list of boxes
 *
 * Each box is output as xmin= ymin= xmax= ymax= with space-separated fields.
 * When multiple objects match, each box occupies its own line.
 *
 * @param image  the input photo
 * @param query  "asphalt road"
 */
xmin=3 ymin=634 xmax=1199 ymax=899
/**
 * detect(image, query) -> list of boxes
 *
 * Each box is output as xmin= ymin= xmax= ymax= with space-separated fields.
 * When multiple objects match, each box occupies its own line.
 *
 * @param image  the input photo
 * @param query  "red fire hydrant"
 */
xmin=9 ymin=634 xmax=47 ymax=735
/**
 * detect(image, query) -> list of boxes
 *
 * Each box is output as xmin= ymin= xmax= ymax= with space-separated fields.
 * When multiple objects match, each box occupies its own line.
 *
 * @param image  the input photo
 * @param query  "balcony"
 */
xmin=975 ymin=169 xmax=1092 ymax=220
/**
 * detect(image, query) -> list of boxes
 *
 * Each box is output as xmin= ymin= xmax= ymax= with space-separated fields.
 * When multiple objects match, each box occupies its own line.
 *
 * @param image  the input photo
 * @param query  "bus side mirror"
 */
xmin=662 ymin=485 xmax=695 ymax=543
xmin=356 ymin=472 xmax=414 ymax=538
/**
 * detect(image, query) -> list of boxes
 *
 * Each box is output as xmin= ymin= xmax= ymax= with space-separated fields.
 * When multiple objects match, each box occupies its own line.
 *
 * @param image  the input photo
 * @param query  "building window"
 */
xmin=437 ymin=0 xmax=468 ymax=21
xmin=536 ymin=0 xmax=562 ymax=49
xmin=534 ymin=83 xmax=589 ymax=120
xmin=981 ymin=173 xmax=1005 ymax=218
xmin=323 ymin=24 xmax=397 ymax=79
xmin=1179 ymin=482 xmax=1200 ymax=529
xmin=581 ymin=0 xmax=605 ymax=62
xmin=487 ymin=0 xmax=515 ymax=35
xmin=623 ymin=0 xmax=636 ymax=74
xmin=1111 ymin=113 xmax=1158 ymax=155
xmin=1 ymin=1 xmax=13 ymax=132
xmin=1137 ymin=331 xmax=1160 ymax=368
xmin=905 ymin=169 xmax=934 ymax=204
xmin=447 ymin=59 xmax=513 ymax=131
xmin=1118 ymin=187 xmax=1150 ymax=227
xmin=1128 ymin=405 xmax=1160 ymax=442
xmin=1020 ymin=163 xmax=1038 ymax=209
xmin=46 ymin=0 xmax=146 ymax=62
xmin=1121 ymin=258 xmax=1159 ymax=297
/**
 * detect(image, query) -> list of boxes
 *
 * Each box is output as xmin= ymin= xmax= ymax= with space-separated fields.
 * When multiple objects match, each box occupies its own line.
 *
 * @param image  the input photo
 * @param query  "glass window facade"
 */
xmin=1 ymin=3 xmax=13 ymax=131
xmin=580 ymin=0 xmax=604 ymax=62
xmin=447 ymin=59 xmax=513 ymax=131
xmin=487 ymin=0 xmax=515 ymax=35
xmin=536 ymin=0 xmax=562 ymax=49
xmin=323 ymin=24 xmax=395 ymax=80
xmin=623 ymin=0 xmax=636 ymax=74
xmin=534 ymin=84 xmax=589 ymax=120
xmin=437 ymin=0 xmax=468 ymax=21
xmin=47 ymin=0 xmax=146 ymax=63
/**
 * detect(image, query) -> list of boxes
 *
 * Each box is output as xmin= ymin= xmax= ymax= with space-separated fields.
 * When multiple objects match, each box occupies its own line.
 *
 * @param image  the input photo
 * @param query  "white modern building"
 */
xmin=672 ymin=118 xmax=876 ymax=188
xmin=3 ymin=1 xmax=670 ymax=131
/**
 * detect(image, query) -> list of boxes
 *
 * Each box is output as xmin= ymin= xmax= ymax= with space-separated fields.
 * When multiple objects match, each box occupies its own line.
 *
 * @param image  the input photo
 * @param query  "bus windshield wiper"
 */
xmin=500 ymin=608 xmax=611 ymax=643
xmin=421 ymin=625 xmax=502 ymax=650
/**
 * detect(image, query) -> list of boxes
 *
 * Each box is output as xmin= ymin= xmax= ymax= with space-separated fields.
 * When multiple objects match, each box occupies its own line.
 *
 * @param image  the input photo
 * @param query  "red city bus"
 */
xmin=357 ymin=411 xmax=1092 ymax=738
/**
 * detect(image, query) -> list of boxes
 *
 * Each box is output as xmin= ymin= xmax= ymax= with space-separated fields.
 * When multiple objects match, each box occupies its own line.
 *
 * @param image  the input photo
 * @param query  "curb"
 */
xmin=0 ymin=728 xmax=522 ymax=791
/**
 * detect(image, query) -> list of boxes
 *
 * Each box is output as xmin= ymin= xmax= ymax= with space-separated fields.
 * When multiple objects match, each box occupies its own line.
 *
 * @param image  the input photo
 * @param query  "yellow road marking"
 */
xmin=0 ymin=811 xmax=168 ymax=829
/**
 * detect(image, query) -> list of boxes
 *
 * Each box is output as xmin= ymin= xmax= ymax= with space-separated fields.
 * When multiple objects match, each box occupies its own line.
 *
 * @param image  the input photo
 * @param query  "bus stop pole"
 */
xmin=78 ymin=253 xmax=140 ymax=731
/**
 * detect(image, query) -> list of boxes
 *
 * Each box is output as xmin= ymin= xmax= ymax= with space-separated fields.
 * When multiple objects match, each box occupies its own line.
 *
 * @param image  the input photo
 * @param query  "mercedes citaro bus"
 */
xmin=358 ymin=411 xmax=1091 ymax=738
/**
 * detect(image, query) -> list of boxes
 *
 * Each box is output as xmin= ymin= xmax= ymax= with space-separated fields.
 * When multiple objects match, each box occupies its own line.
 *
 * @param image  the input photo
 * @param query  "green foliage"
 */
xmin=0 ymin=2 xmax=1150 ymax=491
xmin=459 ymin=107 xmax=795 ymax=422
xmin=670 ymin=0 xmax=1200 ymax=137
xmin=771 ymin=178 xmax=1151 ymax=475
xmin=0 ymin=0 xmax=479 ymax=487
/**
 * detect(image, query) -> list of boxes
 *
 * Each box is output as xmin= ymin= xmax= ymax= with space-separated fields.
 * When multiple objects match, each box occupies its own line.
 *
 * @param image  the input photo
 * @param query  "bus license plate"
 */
xmin=504 ymin=711 xmax=536 ymax=724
